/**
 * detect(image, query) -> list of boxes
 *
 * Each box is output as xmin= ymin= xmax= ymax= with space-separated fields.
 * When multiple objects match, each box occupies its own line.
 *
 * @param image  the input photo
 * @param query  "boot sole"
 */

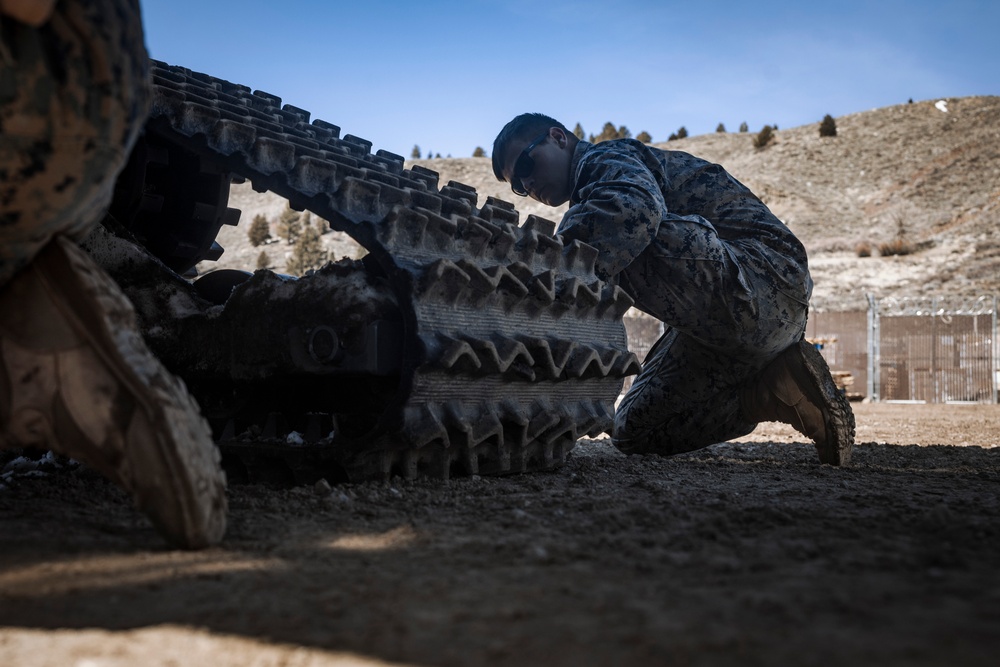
xmin=794 ymin=339 xmax=856 ymax=465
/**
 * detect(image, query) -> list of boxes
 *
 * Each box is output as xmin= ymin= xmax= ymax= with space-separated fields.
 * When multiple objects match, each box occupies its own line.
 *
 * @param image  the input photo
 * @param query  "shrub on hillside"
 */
xmin=879 ymin=213 xmax=916 ymax=256
xmin=855 ymin=241 xmax=872 ymax=257
xmin=667 ymin=126 xmax=688 ymax=142
xmin=819 ymin=114 xmax=837 ymax=137
xmin=753 ymin=125 xmax=774 ymax=149
xmin=878 ymin=238 xmax=916 ymax=257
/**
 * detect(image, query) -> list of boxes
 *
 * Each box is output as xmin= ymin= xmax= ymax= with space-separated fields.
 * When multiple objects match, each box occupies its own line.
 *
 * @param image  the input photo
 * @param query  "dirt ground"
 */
xmin=1 ymin=402 xmax=999 ymax=667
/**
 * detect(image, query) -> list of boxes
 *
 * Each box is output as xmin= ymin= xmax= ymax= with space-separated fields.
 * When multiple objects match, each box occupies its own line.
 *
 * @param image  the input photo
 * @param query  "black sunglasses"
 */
xmin=509 ymin=130 xmax=550 ymax=196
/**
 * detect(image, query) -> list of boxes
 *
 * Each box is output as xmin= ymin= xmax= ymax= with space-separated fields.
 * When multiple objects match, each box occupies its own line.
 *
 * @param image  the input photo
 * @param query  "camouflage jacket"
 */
xmin=557 ymin=139 xmax=812 ymax=322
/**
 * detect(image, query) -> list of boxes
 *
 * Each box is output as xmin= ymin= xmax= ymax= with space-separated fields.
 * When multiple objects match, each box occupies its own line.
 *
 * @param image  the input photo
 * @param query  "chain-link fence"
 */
xmin=622 ymin=296 xmax=999 ymax=404
xmin=867 ymin=295 xmax=997 ymax=403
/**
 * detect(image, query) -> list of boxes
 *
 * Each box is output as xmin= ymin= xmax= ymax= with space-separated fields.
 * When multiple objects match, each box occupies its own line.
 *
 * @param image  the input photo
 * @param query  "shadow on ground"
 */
xmin=2 ymin=408 xmax=999 ymax=666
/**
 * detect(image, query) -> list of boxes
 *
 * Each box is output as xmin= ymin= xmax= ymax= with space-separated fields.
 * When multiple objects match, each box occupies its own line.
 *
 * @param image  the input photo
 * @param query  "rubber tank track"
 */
xmin=141 ymin=60 xmax=641 ymax=481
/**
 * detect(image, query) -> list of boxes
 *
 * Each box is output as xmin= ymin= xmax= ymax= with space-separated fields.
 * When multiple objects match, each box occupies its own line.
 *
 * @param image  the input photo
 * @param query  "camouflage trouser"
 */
xmin=0 ymin=0 xmax=150 ymax=287
xmin=612 ymin=215 xmax=810 ymax=455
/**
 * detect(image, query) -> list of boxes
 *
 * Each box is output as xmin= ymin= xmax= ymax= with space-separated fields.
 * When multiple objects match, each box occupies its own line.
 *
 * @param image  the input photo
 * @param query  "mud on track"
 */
xmin=1 ymin=402 xmax=999 ymax=667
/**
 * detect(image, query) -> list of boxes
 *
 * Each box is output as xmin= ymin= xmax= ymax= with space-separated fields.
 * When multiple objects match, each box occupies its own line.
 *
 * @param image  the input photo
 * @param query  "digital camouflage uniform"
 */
xmin=556 ymin=139 xmax=813 ymax=455
xmin=0 ymin=0 xmax=150 ymax=286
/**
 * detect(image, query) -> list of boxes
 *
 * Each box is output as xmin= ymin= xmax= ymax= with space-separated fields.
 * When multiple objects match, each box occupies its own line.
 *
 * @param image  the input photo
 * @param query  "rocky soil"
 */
xmin=2 ymin=403 xmax=1000 ymax=666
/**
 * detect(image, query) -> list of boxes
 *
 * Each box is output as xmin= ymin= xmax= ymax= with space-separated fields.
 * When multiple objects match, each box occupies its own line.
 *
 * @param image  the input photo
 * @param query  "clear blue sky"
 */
xmin=141 ymin=0 xmax=998 ymax=159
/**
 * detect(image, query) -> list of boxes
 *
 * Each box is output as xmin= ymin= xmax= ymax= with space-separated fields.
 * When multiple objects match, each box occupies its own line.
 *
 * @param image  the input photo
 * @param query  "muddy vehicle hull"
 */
xmin=95 ymin=61 xmax=639 ymax=482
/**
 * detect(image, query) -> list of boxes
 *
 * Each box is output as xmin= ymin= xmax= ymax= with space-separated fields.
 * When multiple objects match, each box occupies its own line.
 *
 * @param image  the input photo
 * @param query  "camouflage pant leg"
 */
xmin=612 ymin=302 xmax=807 ymax=456
xmin=0 ymin=0 xmax=150 ymax=286
xmin=612 ymin=327 xmax=761 ymax=455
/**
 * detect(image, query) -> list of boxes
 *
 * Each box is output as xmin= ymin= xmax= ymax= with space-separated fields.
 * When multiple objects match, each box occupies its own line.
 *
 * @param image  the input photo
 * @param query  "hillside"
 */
xmin=203 ymin=96 xmax=1000 ymax=311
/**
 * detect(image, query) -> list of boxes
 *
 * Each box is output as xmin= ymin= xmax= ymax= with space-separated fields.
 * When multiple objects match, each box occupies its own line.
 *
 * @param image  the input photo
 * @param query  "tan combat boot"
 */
xmin=0 ymin=236 xmax=227 ymax=548
xmin=741 ymin=338 xmax=856 ymax=465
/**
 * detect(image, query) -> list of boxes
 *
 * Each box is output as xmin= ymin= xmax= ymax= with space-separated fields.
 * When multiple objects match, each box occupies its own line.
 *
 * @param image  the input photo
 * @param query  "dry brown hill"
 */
xmin=205 ymin=96 xmax=1000 ymax=312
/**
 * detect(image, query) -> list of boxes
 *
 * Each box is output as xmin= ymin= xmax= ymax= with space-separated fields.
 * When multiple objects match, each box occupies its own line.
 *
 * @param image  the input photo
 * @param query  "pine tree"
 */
xmin=472 ymin=146 xmax=486 ymax=157
xmin=676 ymin=126 xmax=688 ymax=139
xmin=635 ymin=131 xmax=652 ymax=144
xmin=819 ymin=114 xmax=837 ymax=137
xmin=596 ymin=122 xmax=618 ymax=143
xmin=287 ymin=219 xmax=328 ymax=275
xmin=617 ymin=125 xmax=631 ymax=140
xmin=411 ymin=145 xmax=421 ymax=159
xmin=739 ymin=121 xmax=749 ymax=133
xmin=276 ymin=203 xmax=302 ymax=245
xmin=573 ymin=122 xmax=585 ymax=140
xmin=256 ymin=250 xmax=270 ymax=270
xmin=247 ymin=213 xmax=272 ymax=247
xmin=716 ymin=123 xmax=726 ymax=133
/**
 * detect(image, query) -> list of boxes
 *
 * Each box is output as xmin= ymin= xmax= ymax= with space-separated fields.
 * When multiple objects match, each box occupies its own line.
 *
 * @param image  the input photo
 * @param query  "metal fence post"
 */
xmin=866 ymin=293 xmax=879 ymax=402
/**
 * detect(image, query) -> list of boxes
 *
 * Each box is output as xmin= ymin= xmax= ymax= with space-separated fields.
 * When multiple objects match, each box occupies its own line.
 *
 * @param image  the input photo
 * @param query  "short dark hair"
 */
xmin=491 ymin=113 xmax=569 ymax=181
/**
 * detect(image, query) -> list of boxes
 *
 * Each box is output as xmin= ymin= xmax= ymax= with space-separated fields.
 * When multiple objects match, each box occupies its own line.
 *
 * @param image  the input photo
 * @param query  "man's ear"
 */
xmin=550 ymin=126 xmax=569 ymax=149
